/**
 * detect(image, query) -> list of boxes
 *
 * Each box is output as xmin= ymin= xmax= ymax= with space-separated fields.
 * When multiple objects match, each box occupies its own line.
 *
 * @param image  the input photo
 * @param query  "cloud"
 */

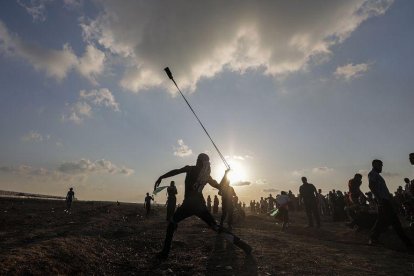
xmin=255 ymin=179 xmax=267 ymax=185
xmin=263 ymin=188 xmax=279 ymax=193
xmin=0 ymin=20 xmax=105 ymax=82
xmin=225 ymin=155 xmax=254 ymax=161
xmin=334 ymin=62 xmax=370 ymax=80
xmin=312 ymin=166 xmax=334 ymax=174
xmin=173 ymin=139 xmax=193 ymax=157
xmin=232 ymin=181 xmax=251 ymax=186
xmin=357 ymin=169 xmax=369 ymax=176
xmin=80 ymin=88 xmax=120 ymax=111
xmin=77 ymin=45 xmax=106 ymax=84
xmin=0 ymin=164 xmax=75 ymax=182
xmin=21 ymin=130 xmax=44 ymax=142
xmin=57 ymin=158 xmax=134 ymax=175
xmin=62 ymin=88 xmax=119 ymax=123
xmin=292 ymin=169 xmax=307 ymax=177
xmin=64 ymin=0 xmax=83 ymax=9
xmin=382 ymin=171 xmax=400 ymax=178
xmin=81 ymin=0 xmax=393 ymax=93
xmin=17 ymin=0 xmax=52 ymax=22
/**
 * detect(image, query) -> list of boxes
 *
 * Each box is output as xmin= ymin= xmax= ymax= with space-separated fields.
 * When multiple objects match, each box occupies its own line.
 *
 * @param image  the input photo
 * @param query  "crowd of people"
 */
xmin=147 ymin=152 xmax=414 ymax=259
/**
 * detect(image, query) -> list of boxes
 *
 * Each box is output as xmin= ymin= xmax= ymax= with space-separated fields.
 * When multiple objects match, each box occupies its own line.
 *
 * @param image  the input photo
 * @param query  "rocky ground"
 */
xmin=0 ymin=197 xmax=413 ymax=275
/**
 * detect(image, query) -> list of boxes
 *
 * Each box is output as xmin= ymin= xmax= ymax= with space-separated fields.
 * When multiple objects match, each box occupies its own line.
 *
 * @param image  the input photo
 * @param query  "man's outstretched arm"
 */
xmin=154 ymin=166 xmax=189 ymax=190
xmin=208 ymin=169 xmax=230 ymax=189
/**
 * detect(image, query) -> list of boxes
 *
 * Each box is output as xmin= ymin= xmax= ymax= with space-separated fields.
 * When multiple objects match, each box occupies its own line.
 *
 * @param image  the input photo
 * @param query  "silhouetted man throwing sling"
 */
xmin=154 ymin=153 xmax=252 ymax=259
xmin=368 ymin=159 xmax=413 ymax=248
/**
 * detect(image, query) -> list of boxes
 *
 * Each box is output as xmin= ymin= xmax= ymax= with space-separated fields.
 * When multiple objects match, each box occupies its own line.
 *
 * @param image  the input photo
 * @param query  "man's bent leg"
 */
xmin=159 ymin=204 xmax=192 ymax=258
xmin=198 ymin=209 xmax=252 ymax=254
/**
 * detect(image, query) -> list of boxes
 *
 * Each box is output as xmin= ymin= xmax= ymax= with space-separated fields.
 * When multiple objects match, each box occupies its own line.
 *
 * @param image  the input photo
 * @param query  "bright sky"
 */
xmin=0 ymin=0 xmax=413 ymax=204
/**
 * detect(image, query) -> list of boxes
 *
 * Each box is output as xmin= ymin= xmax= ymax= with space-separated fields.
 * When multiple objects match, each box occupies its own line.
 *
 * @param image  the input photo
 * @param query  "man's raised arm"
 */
xmin=154 ymin=166 xmax=189 ymax=190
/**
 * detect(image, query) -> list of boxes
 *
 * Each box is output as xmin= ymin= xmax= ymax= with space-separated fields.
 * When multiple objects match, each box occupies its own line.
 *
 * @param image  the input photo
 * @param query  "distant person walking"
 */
xmin=206 ymin=195 xmax=212 ymax=213
xmin=144 ymin=192 xmax=154 ymax=217
xmin=213 ymin=195 xmax=219 ymax=214
xmin=65 ymin=187 xmax=75 ymax=213
xmin=368 ymin=159 xmax=412 ymax=248
xmin=219 ymin=179 xmax=236 ymax=230
xmin=166 ymin=181 xmax=177 ymax=221
xmin=299 ymin=177 xmax=321 ymax=228
xmin=154 ymin=153 xmax=252 ymax=259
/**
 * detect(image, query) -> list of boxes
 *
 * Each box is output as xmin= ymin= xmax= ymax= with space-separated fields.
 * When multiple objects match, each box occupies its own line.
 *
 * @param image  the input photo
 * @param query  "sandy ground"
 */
xmin=0 ymin=197 xmax=413 ymax=275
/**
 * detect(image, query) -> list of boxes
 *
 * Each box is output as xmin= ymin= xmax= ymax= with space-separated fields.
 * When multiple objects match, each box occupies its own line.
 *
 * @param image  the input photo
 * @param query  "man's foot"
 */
xmin=368 ymin=238 xmax=380 ymax=246
xmin=345 ymin=222 xmax=355 ymax=228
xmin=234 ymin=239 xmax=252 ymax=255
xmin=155 ymin=251 xmax=169 ymax=260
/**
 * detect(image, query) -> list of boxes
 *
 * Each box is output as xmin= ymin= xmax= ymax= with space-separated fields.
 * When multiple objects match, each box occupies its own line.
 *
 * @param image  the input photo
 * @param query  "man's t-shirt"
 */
xmin=179 ymin=166 xmax=219 ymax=200
xmin=66 ymin=191 xmax=74 ymax=201
xmin=145 ymin=196 xmax=153 ymax=206
xmin=167 ymin=186 xmax=177 ymax=198
xmin=299 ymin=183 xmax=317 ymax=203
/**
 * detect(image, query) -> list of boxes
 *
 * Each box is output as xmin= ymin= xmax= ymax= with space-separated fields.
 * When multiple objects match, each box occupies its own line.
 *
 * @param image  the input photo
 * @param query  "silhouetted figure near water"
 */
xmin=206 ymin=195 xmax=212 ymax=212
xmin=410 ymin=153 xmax=414 ymax=166
xmin=166 ymin=181 xmax=177 ymax=221
xmin=299 ymin=177 xmax=321 ymax=228
xmin=154 ymin=153 xmax=252 ymax=259
xmin=368 ymin=159 xmax=413 ymax=248
xmin=65 ymin=187 xmax=75 ymax=213
xmin=213 ymin=195 xmax=219 ymax=214
xmin=219 ymin=178 xmax=236 ymax=230
xmin=144 ymin=192 xmax=154 ymax=217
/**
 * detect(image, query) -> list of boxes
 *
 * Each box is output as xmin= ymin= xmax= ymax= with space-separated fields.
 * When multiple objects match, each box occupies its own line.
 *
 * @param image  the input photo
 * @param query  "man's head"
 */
xmin=69 ymin=187 xmax=73 ymax=191
xmin=372 ymin=159 xmax=383 ymax=173
xmin=354 ymin=173 xmax=362 ymax=181
xmin=196 ymin=153 xmax=210 ymax=167
xmin=301 ymin=177 xmax=307 ymax=184
xmin=146 ymin=192 xmax=149 ymax=196
xmin=409 ymin=153 xmax=414 ymax=165
xmin=170 ymin=181 xmax=175 ymax=187
xmin=404 ymin=178 xmax=410 ymax=184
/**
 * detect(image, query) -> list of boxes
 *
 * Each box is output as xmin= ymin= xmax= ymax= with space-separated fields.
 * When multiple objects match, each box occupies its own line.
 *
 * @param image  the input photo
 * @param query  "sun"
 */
xmin=216 ymin=160 xmax=247 ymax=184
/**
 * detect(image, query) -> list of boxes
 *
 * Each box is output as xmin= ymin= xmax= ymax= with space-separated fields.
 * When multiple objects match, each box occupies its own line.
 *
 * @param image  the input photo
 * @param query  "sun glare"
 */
xmin=216 ymin=160 xmax=248 ymax=184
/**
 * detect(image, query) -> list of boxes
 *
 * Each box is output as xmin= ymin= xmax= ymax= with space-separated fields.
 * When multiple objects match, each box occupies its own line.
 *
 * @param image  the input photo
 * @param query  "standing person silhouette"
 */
xmin=299 ymin=177 xmax=321 ymax=228
xmin=65 ymin=187 xmax=75 ymax=213
xmin=219 ymin=179 xmax=236 ymax=230
xmin=206 ymin=195 xmax=212 ymax=213
xmin=166 ymin=181 xmax=177 ymax=221
xmin=154 ymin=153 xmax=252 ymax=259
xmin=213 ymin=195 xmax=219 ymax=214
xmin=368 ymin=159 xmax=413 ymax=248
xmin=144 ymin=192 xmax=154 ymax=217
